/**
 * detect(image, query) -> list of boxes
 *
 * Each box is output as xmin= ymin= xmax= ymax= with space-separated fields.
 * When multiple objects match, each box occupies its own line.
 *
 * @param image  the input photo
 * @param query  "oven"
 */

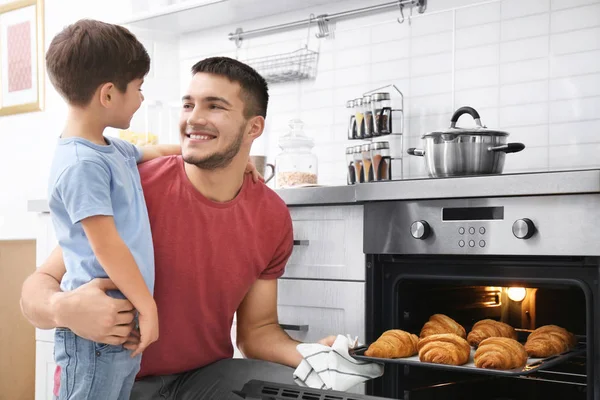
xmin=363 ymin=194 xmax=600 ymax=400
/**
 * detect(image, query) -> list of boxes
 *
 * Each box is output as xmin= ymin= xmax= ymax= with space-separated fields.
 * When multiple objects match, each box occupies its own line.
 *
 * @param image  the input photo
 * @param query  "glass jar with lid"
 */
xmin=370 ymin=141 xmax=391 ymax=181
xmin=354 ymin=98 xmax=365 ymax=139
xmin=346 ymin=100 xmax=357 ymax=140
xmin=275 ymin=119 xmax=318 ymax=188
xmin=346 ymin=146 xmax=356 ymax=185
xmin=352 ymin=145 xmax=364 ymax=183
xmin=363 ymin=95 xmax=374 ymax=138
xmin=370 ymin=92 xmax=392 ymax=135
xmin=361 ymin=143 xmax=374 ymax=182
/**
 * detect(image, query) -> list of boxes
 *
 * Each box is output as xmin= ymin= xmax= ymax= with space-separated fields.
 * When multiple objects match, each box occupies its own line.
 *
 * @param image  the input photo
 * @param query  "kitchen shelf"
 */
xmin=120 ymin=0 xmax=334 ymax=34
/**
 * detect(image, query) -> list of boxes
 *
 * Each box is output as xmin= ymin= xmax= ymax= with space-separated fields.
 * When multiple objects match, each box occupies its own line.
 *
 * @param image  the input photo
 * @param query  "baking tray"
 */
xmin=349 ymin=343 xmax=586 ymax=377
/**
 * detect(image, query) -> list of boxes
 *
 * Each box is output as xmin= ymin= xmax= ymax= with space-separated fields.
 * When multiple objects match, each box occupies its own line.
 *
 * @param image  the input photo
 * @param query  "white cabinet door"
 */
xmin=277 ymin=279 xmax=365 ymax=343
xmin=285 ymin=206 xmax=364 ymax=281
xmin=35 ymin=213 xmax=57 ymax=268
xmin=35 ymin=341 xmax=56 ymax=400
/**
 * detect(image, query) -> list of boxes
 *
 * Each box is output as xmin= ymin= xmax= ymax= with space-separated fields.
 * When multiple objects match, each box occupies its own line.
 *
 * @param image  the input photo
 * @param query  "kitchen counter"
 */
xmin=28 ymin=169 xmax=600 ymax=211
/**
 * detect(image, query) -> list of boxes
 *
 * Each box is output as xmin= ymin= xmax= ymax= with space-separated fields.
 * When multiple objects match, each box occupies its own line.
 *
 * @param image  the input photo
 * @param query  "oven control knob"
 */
xmin=512 ymin=218 xmax=536 ymax=239
xmin=411 ymin=220 xmax=431 ymax=240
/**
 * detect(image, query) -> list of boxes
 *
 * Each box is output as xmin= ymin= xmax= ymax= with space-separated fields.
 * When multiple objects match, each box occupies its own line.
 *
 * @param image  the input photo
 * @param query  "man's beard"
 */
xmin=183 ymin=125 xmax=245 ymax=170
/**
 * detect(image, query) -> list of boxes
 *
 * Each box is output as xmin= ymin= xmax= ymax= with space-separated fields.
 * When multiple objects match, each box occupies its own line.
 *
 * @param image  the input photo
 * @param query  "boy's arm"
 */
xmin=138 ymin=144 xmax=181 ymax=163
xmin=80 ymin=215 xmax=155 ymax=316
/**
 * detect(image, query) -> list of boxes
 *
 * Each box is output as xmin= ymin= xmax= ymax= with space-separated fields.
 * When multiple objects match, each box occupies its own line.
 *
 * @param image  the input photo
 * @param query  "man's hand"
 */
xmin=54 ymin=278 xmax=136 ymax=345
xmin=245 ymin=159 xmax=263 ymax=183
xmin=317 ymin=335 xmax=337 ymax=347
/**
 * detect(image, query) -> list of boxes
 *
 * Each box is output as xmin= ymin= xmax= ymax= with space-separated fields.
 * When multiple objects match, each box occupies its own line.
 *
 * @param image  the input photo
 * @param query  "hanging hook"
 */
xmin=397 ymin=1 xmax=405 ymax=24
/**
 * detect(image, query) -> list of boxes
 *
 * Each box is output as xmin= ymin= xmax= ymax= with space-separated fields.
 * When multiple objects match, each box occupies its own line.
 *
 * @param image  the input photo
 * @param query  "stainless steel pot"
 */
xmin=407 ymin=106 xmax=525 ymax=178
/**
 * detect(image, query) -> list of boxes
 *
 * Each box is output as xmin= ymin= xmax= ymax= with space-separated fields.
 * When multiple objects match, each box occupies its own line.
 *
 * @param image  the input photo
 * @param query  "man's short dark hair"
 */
xmin=46 ymin=19 xmax=150 ymax=106
xmin=191 ymin=57 xmax=269 ymax=119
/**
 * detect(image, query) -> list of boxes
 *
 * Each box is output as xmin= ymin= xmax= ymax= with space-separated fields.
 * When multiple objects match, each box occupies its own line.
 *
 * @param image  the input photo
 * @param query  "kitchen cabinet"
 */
xmin=35 ymin=341 xmax=56 ymax=400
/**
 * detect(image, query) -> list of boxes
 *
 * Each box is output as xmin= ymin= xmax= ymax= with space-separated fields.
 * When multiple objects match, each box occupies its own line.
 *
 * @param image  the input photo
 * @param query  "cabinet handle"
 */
xmin=293 ymin=240 xmax=309 ymax=246
xmin=280 ymin=324 xmax=309 ymax=332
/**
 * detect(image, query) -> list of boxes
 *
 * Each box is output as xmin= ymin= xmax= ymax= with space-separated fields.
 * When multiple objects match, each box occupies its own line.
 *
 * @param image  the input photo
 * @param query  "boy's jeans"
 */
xmin=54 ymin=328 xmax=141 ymax=400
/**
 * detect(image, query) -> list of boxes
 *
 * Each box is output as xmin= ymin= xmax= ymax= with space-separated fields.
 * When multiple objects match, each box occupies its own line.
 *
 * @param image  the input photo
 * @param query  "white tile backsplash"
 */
xmin=549 ymin=119 xmax=600 ymax=145
xmin=550 ymin=3 xmax=600 ymax=33
xmin=500 ymin=58 xmax=549 ymax=84
xmin=501 ymin=0 xmax=550 ymax=19
xmin=549 ymin=96 xmax=600 ymax=123
xmin=456 ymin=2 xmax=501 ymax=29
xmin=173 ymin=0 xmax=600 ymax=185
xmin=501 ymin=13 xmax=550 ymax=41
xmin=500 ymin=81 xmax=549 ymax=106
xmin=455 ymin=65 xmax=499 ymax=90
xmin=456 ymin=23 xmax=501 ymax=49
xmin=500 ymin=36 xmax=549 ymax=63
xmin=455 ymin=44 xmax=500 ymax=70
xmin=551 ymin=27 xmax=600 ymax=55
xmin=550 ymin=74 xmax=600 ymax=100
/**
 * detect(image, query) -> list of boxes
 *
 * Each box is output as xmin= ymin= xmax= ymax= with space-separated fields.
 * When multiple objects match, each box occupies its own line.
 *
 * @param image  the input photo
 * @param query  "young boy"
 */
xmin=45 ymin=19 xmax=259 ymax=399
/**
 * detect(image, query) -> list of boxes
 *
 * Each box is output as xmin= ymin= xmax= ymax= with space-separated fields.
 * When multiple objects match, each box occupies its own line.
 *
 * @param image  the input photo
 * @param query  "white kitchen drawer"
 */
xmin=277 ymin=279 xmax=365 ymax=344
xmin=35 ymin=340 xmax=56 ymax=400
xmin=284 ymin=205 xmax=364 ymax=281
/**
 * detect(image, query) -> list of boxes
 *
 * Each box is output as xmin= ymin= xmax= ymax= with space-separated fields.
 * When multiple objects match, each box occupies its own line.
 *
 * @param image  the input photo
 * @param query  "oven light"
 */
xmin=507 ymin=287 xmax=527 ymax=302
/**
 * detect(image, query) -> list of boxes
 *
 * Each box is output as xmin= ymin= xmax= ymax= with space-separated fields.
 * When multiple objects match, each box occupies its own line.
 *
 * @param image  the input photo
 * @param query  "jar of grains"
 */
xmin=275 ymin=119 xmax=318 ymax=188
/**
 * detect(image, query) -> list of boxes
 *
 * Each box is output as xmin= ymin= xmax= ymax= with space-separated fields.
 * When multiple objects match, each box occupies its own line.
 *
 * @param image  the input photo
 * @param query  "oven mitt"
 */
xmin=293 ymin=334 xmax=384 ymax=391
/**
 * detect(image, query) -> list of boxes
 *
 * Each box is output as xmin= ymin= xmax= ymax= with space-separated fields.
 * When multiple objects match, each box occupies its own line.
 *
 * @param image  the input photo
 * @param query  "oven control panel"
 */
xmin=364 ymin=194 xmax=600 ymax=256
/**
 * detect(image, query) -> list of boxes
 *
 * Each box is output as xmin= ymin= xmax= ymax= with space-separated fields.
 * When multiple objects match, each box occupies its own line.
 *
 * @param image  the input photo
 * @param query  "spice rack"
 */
xmin=346 ymin=84 xmax=405 ymax=185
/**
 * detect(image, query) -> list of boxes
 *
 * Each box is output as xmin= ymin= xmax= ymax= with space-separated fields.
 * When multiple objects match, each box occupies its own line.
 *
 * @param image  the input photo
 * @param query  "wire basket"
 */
xmin=244 ymin=48 xmax=319 ymax=84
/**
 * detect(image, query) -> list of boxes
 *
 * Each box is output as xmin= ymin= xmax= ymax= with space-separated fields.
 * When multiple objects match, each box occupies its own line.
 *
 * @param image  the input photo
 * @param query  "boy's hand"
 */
xmin=245 ymin=159 xmax=263 ymax=183
xmin=130 ymin=301 xmax=159 ymax=358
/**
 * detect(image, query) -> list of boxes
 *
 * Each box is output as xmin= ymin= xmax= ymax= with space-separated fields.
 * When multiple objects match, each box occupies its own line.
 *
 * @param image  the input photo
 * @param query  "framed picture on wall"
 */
xmin=0 ymin=0 xmax=44 ymax=117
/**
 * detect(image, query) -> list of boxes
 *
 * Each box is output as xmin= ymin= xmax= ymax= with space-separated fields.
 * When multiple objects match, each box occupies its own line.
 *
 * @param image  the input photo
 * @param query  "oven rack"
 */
xmin=233 ymin=379 xmax=387 ymax=399
xmin=349 ymin=343 xmax=586 ymax=378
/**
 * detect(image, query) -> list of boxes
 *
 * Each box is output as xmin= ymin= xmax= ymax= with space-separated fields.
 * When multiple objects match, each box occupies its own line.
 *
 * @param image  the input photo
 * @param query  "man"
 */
xmin=21 ymin=57 xmax=335 ymax=399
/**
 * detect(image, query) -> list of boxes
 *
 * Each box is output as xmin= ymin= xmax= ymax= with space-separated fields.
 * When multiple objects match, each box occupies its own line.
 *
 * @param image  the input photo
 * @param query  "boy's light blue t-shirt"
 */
xmin=48 ymin=136 xmax=154 ymax=297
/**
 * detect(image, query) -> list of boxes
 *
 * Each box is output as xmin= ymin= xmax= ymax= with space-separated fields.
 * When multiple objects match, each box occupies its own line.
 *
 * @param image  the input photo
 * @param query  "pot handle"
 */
xmin=489 ymin=143 xmax=525 ymax=154
xmin=407 ymin=148 xmax=425 ymax=157
xmin=450 ymin=106 xmax=483 ymax=128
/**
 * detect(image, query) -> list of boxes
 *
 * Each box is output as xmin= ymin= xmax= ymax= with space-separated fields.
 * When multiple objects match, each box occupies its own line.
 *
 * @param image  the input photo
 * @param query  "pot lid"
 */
xmin=422 ymin=106 xmax=509 ymax=138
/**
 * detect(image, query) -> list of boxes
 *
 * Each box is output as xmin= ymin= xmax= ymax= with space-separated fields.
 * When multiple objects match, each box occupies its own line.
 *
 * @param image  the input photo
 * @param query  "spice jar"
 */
xmin=353 ymin=145 xmax=364 ymax=183
xmin=371 ymin=141 xmax=391 ymax=181
xmin=361 ymin=143 xmax=374 ymax=182
xmin=354 ymin=98 xmax=365 ymax=139
xmin=275 ymin=119 xmax=318 ymax=188
xmin=363 ymin=95 xmax=374 ymax=138
xmin=370 ymin=92 xmax=392 ymax=136
xmin=346 ymin=146 xmax=356 ymax=185
xmin=346 ymin=100 xmax=357 ymax=140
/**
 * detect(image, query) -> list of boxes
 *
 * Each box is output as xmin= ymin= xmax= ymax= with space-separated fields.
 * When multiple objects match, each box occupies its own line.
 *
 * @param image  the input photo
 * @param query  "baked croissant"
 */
xmin=364 ymin=329 xmax=419 ymax=359
xmin=418 ymin=333 xmax=471 ymax=366
xmin=524 ymin=325 xmax=577 ymax=357
xmin=474 ymin=337 xmax=528 ymax=370
xmin=467 ymin=319 xmax=517 ymax=347
xmin=420 ymin=314 xmax=466 ymax=339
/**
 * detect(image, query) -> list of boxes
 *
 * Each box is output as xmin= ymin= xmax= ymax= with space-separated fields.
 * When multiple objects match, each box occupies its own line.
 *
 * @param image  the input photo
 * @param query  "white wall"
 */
xmin=0 ymin=0 xmax=132 ymax=239
xmin=176 ymin=0 xmax=600 ymax=185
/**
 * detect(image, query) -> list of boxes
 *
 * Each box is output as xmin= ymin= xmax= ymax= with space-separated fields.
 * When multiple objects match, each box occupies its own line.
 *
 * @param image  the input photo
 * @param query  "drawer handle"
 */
xmin=280 ymin=324 xmax=309 ymax=332
xmin=293 ymin=240 xmax=310 ymax=246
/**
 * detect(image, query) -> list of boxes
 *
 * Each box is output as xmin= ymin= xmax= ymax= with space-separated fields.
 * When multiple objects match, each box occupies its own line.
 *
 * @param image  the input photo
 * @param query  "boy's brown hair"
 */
xmin=46 ymin=19 xmax=150 ymax=107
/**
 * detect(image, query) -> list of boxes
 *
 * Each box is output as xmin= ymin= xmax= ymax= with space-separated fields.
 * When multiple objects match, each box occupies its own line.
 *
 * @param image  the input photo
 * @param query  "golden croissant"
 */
xmin=418 ymin=333 xmax=471 ymax=366
xmin=364 ymin=329 xmax=419 ymax=359
xmin=474 ymin=337 xmax=528 ymax=370
xmin=467 ymin=319 xmax=517 ymax=347
xmin=524 ymin=325 xmax=577 ymax=357
xmin=420 ymin=314 xmax=466 ymax=339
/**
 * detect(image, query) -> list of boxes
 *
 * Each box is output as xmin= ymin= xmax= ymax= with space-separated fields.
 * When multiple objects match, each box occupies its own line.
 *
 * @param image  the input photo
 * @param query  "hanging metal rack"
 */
xmin=228 ymin=0 xmax=426 ymax=47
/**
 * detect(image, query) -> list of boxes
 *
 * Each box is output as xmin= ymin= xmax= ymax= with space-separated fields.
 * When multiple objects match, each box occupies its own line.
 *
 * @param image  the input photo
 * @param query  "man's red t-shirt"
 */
xmin=54 ymin=155 xmax=293 ymax=392
xmin=137 ymin=156 xmax=293 ymax=377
